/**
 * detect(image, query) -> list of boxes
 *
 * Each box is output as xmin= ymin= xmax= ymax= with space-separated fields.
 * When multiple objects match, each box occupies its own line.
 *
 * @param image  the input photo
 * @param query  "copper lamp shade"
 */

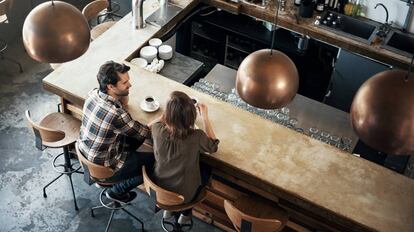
xmin=236 ymin=49 xmax=299 ymax=109
xmin=22 ymin=1 xmax=90 ymax=63
xmin=350 ymin=70 xmax=414 ymax=155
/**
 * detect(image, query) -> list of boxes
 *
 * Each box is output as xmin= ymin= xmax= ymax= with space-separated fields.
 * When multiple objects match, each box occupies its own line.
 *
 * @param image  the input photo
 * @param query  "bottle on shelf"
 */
xmin=324 ymin=0 xmax=330 ymax=9
xmin=352 ymin=0 xmax=361 ymax=16
xmin=344 ymin=0 xmax=354 ymax=15
xmin=315 ymin=0 xmax=325 ymax=12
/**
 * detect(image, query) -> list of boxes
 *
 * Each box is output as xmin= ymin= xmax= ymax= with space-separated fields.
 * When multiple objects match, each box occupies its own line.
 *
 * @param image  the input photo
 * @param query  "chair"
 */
xmin=25 ymin=110 xmax=82 ymax=210
xmin=104 ymin=0 xmax=122 ymax=20
xmin=82 ymin=0 xmax=117 ymax=41
xmin=75 ymin=143 xmax=144 ymax=232
xmin=142 ymin=166 xmax=207 ymax=232
xmin=224 ymin=195 xmax=288 ymax=232
xmin=0 ymin=0 xmax=22 ymax=72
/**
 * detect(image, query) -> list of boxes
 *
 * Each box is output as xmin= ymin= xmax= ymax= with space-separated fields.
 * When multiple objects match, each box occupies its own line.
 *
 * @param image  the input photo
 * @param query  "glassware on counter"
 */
xmin=191 ymin=79 xmax=353 ymax=152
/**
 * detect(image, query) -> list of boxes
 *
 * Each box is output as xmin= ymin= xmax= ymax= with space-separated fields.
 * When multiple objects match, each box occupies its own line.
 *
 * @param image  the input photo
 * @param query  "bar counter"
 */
xmin=43 ymin=2 xmax=414 ymax=231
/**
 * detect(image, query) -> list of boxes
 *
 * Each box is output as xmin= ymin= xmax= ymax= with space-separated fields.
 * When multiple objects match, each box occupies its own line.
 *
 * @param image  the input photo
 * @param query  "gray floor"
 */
xmin=0 ymin=33 xmax=220 ymax=232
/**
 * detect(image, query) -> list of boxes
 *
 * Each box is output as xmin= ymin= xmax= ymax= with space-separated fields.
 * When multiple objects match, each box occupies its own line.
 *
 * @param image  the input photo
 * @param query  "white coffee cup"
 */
xmin=130 ymin=57 xmax=148 ymax=68
xmin=149 ymin=38 xmax=162 ymax=48
xmin=158 ymin=45 xmax=173 ymax=60
xmin=140 ymin=46 xmax=158 ymax=63
xmin=144 ymin=96 xmax=157 ymax=109
xmin=190 ymin=96 xmax=199 ymax=105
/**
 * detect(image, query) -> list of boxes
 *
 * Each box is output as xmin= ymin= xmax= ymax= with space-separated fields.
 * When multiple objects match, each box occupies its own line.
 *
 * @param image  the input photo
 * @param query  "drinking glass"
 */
xmin=341 ymin=137 xmax=352 ymax=152
xmin=320 ymin=131 xmax=330 ymax=143
xmin=288 ymin=118 xmax=298 ymax=128
xmin=309 ymin=127 xmax=319 ymax=138
xmin=281 ymin=107 xmax=290 ymax=115
xmin=295 ymin=128 xmax=304 ymax=133
xmin=329 ymin=135 xmax=340 ymax=147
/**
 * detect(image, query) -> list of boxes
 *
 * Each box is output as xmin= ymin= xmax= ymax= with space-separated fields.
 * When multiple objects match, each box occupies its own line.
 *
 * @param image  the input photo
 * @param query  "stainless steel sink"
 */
xmin=382 ymin=30 xmax=414 ymax=56
xmin=315 ymin=10 xmax=380 ymax=44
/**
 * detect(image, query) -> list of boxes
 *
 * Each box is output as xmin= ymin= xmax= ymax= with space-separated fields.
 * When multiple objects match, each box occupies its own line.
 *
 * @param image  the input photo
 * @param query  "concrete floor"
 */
xmin=0 ymin=29 xmax=221 ymax=232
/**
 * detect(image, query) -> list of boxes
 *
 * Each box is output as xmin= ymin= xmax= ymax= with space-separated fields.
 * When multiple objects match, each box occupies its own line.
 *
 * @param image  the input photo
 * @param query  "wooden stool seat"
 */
xmin=224 ymin=195 xmax=288 ymax=232
xmin=26 ymin=110 xmax=82 ymax=210
xmin=91 ymin=21 xmax=116 ymax=40
xmin=82 ymin=0 xmax=117 ymax=41
xmin=157 ymin=188 xmax=207 ymax=212
xmin=39 ymin=112 xmax=81 ymax=148
xmin=142 ymin=166 xmax=207 ymax=231
xmin=234 ymin=195 xmax=288 ymax=223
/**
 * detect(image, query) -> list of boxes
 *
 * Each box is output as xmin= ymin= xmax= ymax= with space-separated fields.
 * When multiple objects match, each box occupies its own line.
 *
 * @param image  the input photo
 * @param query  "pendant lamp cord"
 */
xmin=405 ymin=55 xmax=414 ymax=82
xmin=270 ymin=0 xmax=280 ymax=56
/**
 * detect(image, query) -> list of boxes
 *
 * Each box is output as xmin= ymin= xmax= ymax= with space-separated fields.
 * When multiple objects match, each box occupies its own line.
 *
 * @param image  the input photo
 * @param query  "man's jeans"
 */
xmin=106 ymin=151 xmax=154 ymax=195
xmin=106 ymin=137 xmax=154 ymax=195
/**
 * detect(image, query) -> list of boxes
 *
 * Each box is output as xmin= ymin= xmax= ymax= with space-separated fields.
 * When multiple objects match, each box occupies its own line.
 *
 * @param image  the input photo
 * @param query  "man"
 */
xmin=78 ymin=61 xmax=154 ymax=203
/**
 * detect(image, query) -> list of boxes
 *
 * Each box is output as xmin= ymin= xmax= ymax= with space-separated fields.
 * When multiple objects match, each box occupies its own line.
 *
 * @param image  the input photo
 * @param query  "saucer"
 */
xmin=140 ymin=100 xmax=160 ymax=112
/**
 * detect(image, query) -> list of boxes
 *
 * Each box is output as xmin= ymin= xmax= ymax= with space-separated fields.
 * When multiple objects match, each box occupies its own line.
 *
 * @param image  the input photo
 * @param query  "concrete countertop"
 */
xmin=42 ymin=1 xmax=414 ymax=231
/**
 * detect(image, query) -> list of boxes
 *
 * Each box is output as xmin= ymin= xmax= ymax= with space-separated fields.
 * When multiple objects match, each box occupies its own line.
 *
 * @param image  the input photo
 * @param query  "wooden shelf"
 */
xmin=193 ymin=31 xmax=221 ymax=44
xmin=191 ymin=50 xmax=218 ymax=62
xmin=227 ymin=42 xmax=250 ymax=54
xmin=224 ymin=60 xmax=239 ymax=69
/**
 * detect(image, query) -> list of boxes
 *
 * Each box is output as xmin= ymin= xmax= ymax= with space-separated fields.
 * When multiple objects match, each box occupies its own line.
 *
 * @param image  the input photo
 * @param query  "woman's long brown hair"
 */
xmin=162 ymin=91 xmax=197 ymax=140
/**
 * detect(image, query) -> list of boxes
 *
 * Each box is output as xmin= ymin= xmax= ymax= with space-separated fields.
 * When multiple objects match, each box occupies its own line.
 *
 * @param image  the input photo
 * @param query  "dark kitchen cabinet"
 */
xmin=177 ymin=8 xmax=338 ymax=102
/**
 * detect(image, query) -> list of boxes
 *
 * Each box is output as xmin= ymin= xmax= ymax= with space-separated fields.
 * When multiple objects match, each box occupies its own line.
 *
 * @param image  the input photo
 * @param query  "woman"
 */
xmin=150 ymin=91 xmax=219 ymax=224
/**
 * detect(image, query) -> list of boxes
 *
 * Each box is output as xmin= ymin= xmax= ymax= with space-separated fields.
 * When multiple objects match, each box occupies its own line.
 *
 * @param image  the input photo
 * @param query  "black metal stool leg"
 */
xmin=102 ymin=0 xmax=122 ymax=21
xmin=105 ymin=210 xmax=116 ymax=232
xmin=122 ymin=208 xmax=145 ymax=231
xmin=68 ymin=174 xmax=79 ymax=210
xmin=63 ymin=146 xmax=79 ymax=210
xmin=0 ymin=53 xmax=23 ymax=73
xmin=43 ymin=173 xmax=64 ymax=197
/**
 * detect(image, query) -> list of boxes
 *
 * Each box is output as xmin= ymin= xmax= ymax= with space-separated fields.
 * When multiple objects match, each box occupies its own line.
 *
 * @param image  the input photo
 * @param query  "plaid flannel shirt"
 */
xmin=78 ymin=89 xmax=150 ymax=171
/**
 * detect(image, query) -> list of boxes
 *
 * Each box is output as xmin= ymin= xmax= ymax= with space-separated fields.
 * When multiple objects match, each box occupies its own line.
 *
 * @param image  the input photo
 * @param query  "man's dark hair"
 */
xmin=97 ymin=61 xmax=130 ymax=93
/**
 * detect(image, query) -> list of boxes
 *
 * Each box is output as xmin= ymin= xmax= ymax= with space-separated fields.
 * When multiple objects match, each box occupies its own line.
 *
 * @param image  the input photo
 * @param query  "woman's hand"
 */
xmin=197 ymin=103 xmax=209 ymax=119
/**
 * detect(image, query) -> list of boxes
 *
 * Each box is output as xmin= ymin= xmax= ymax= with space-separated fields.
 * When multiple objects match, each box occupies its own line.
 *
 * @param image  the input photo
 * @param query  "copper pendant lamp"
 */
xmin=350 ymin=58 xmax=414 ymax=155
xmin=22 ymin=1 xmax=90 ymax=63
xmin=236 ymin=1 xmax=299 ymax=109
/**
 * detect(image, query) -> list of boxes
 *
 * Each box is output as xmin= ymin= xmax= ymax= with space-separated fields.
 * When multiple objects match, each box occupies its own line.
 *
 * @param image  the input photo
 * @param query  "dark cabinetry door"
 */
xmin=325 ymin=49 xmax=410 ymax=174
xmin=324 ymin=49 xmax=391 ymax=112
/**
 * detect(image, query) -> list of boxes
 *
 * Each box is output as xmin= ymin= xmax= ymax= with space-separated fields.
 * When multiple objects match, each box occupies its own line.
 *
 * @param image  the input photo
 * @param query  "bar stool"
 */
xmin=142 ymin=166 xmax=207 ymax=232
xmin=82 ymin=0 xmax=117 ymax=41
xmin=105 ymin=0 xmax=122 ymax=20
xmin=75 ymin=144 xmax=144 ymax=232
xmin=25 ymin=110 xmax=82 ymax=210
xmin=224 ymin=195 xmax=288 ymax=232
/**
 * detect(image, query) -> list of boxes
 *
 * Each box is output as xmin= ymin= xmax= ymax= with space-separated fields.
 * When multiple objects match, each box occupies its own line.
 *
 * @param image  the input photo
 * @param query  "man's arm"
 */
xmin=113 ymin=110 xmax=150 ymax=140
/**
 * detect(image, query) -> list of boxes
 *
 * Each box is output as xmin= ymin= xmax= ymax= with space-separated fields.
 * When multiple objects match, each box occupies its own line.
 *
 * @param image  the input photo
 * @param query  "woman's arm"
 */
xmin=198 ymin=103 xmax=216 ymax=140
xmin=147 ymin=114 xmax=163 ymax=128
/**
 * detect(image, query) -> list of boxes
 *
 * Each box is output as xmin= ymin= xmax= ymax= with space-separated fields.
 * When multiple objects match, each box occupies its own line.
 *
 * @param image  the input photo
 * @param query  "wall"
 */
xmin=364 ymin=0 xmax=414 ymax=33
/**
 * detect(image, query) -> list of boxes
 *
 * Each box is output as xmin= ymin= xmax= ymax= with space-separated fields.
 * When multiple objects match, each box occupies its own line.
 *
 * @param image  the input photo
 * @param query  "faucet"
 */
xmin=132 ymin=0 xmax=145 ymax=29
xmin=374 ymin=3 xmax=389 ymax=24
xmin=374 ymin=3 xmax=391 ymax=38
xmin=403 ymin=1 xmax=414 ymax=32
